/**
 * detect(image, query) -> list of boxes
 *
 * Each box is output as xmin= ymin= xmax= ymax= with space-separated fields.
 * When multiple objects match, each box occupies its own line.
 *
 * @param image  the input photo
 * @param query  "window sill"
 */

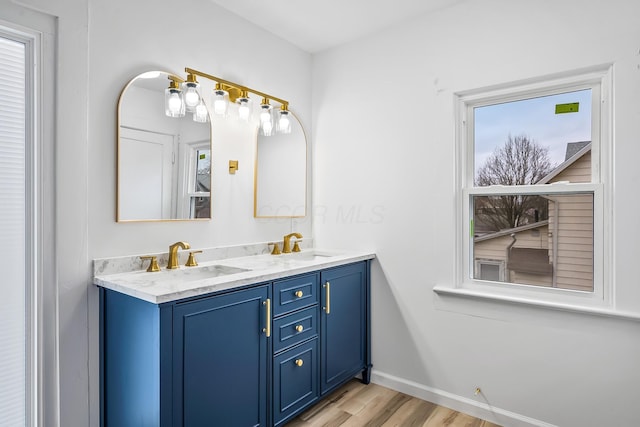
xmin=433 ymin=285 xmax=640 ymax=322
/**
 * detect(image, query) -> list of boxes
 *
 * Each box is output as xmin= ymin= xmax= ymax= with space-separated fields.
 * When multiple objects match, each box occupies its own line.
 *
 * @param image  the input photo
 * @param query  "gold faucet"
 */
xmin=167 ymin=241 xmax=191 ymax=269
xmin=282 ymin=233 xmax=303 ymax=254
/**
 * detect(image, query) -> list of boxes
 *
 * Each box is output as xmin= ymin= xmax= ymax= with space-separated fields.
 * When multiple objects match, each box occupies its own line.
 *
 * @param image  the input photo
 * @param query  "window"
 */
xmin=457 ymin=68 xmax=610 ymax=306
xmin=475 ymin=260 xmax=505 ymax=282
xmin=0 ymin=30 xmax=28 ymax=427
xmin=177 ymin=141 xmax=210 ymax=218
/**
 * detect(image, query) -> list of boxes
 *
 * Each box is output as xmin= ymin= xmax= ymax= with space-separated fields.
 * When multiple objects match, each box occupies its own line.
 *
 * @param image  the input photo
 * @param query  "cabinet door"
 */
xmin=173 ymin=285 xmax=269 ymax=427
xmin=273 ymin=339 xmax=319 ymax=426
xmin=320 ymin=262 xmax=367 ymax=395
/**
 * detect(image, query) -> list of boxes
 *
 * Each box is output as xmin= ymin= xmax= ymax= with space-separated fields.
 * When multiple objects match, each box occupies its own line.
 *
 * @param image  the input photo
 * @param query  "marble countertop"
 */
xmin=94 ymin=249 xmax=375 ymax=304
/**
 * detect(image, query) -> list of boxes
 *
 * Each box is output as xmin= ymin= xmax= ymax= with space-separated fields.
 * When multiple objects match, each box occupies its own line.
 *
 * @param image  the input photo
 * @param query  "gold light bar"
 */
xmin=185 ymin=67 xmax=289 ymax=109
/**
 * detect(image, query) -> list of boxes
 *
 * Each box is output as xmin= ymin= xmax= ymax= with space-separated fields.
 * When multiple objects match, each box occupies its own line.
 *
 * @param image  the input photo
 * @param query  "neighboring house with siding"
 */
xmin=473 ymin=142 xmax=593 ymax=291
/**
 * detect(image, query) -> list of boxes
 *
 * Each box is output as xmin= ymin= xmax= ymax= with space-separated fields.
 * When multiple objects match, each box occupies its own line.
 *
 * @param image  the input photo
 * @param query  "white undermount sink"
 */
xmin=144 ymin=264 xmax=251 ymax=283
xmin=284 ymin=250 xmax=338 ymax=262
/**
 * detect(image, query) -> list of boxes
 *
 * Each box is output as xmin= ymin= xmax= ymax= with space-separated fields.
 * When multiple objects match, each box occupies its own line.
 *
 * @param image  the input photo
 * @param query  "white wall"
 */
xmin=8 ymin=0 xmax=312 ymax=425
xmin=313 ymin=1 xmax=640 ymax=426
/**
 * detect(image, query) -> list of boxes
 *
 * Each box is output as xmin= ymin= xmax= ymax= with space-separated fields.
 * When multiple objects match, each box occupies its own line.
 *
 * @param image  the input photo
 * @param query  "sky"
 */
xmin=474 ymin=89 xmax=592 ymax=175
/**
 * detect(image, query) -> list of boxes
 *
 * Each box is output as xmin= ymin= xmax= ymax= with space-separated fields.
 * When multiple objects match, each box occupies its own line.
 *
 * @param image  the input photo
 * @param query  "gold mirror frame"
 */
xmin=116 ymin=71 xmax=212 ymax=222
xmin=254 ymin=111 xmax=307 ymax=218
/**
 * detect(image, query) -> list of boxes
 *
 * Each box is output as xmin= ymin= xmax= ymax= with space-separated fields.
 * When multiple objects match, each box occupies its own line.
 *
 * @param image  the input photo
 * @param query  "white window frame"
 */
xmin=453 ymin=67 xmax=612 ymax=309
xmin=176 ymin=139 xmax=211 ymax=219
xmin=0 ymin=8 xmax=57 ymax=427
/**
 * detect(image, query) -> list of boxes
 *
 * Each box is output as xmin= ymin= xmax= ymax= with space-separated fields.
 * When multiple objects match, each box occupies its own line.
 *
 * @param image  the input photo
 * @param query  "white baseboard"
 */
xmin=369 ymin=370 xmax=556 ymax=427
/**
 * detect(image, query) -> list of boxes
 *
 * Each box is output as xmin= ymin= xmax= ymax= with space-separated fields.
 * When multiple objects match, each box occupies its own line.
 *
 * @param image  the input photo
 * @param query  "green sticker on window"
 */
xmin=199 ymin=154 xmax=206 ymax=159
xmin=555 ymin=102 xmax=579 ymax=114
xmin=470 ymin=219 xmax=474 ymax=237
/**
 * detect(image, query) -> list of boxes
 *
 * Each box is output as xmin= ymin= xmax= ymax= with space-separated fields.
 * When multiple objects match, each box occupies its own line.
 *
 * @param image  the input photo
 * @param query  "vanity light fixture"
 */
xmin=176 ymin=67 xmax=291 ymax=136
xmin=164 ymin=79 xmax=185 ymax=118
xmin=182 ymin=73 xmax=201 ymax=113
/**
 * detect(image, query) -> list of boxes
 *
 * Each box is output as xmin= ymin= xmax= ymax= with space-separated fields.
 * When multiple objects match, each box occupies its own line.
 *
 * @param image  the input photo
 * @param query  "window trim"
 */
xmin=0 ymin=11 xmax=57 ymax=427
xmin=451 ymin=66 xmax=613 ymax=310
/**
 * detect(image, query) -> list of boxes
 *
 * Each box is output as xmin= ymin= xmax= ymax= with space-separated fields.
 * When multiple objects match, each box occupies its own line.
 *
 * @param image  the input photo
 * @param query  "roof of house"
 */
xmin=474 ymin=220 xmax=549 ymax=242
xmin=537 ymin=142 xmax=591 ymax=184
xmin=564 ymin=141 xmax=590 ymax=161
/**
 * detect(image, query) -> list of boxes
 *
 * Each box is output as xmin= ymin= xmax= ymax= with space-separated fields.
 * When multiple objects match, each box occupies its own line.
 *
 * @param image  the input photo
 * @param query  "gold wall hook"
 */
xmin=229 ymin=160 xmax=239 ymax=174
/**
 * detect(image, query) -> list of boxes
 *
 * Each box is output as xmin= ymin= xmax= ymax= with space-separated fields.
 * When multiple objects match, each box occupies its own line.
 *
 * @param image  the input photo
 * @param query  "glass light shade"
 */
xmin=277 ymin=110 xmax=292 ymax=134
xmin=212 ymin=89 xmax=229 ymax=116
xmin=165 ymin=87 xmax=185 ymax=117
xmin=259 ymin=104 xmax=274 ymax=136
xmin=193 ymin=99 xmax=209 ymax=123
xmin=237 ymin=97 xmax=252 ymax=122
xmin=183 ymin=82 xmax=200 ymax=113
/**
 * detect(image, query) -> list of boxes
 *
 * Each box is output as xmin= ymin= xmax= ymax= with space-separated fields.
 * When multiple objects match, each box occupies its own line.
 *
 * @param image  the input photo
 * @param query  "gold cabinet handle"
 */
xmin=295 ymin=359 xmax=304 ymax=367
xmin=324 ymin=281 xmax=331 ymax=314
xmin=295 ymin=325 xmax=304 ymax=333
xmin=294 ymin=290 xmax=303 ymax=298
xmin=263 ymin=299 xmax=271 ymax=337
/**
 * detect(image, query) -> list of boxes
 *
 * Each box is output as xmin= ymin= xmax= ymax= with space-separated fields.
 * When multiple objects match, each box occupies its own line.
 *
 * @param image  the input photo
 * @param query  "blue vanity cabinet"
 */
xmin=100 ymin=259 xmax=371 ymax=427
xmin=100 ymin=288 xmax=173 ymax=427
xmin=100 ymin=284 xmax=270 ymax=427
xmin=320 ymin=261 xmax=371 ymax=395
xmin=172 ymin=285 xmax=270 ymax=427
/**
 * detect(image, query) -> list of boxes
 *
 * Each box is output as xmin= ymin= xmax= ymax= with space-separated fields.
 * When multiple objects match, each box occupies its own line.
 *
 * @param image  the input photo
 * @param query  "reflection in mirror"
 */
xmin=254 ymin=112 xmax=306 ymax=217
xmin=117 ymin=71 xmax=212 ymax=221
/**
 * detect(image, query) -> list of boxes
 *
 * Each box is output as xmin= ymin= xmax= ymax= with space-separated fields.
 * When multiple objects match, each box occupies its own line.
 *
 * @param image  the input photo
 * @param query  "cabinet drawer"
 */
xmin=273 ymin=273 xmax=318 ymax=316
xmin=273 ymin=305 xmax=318 ymax=354
xmin=273 ymin=339 xmax=319 ymax=426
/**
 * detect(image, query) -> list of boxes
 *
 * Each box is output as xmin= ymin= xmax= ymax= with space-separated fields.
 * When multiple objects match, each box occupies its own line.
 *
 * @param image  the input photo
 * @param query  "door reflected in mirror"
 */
xmin=254 ymin=112 xmax=307 ymax=218
xmin=117 ymin=71 xmax=212 ymax=221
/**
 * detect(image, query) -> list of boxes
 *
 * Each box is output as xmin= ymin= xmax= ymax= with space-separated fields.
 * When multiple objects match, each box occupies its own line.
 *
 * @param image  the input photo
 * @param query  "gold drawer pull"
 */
xmin=294 ymin=290 xmax=303 ymax=298
xmin=295 ymin=325 xmax=304 ymax=333
xmin=295 ymin=359 xmax=304 ymax=367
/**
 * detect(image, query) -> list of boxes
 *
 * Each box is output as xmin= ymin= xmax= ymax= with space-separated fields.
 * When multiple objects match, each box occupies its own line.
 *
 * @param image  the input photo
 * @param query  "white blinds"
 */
xmin=0 ymin=34 xmax=26 ymax=426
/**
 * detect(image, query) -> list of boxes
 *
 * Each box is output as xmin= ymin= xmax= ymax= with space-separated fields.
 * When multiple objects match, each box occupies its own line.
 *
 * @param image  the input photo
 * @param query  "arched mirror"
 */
xmin=254 ymin=112 xmax=307 ymax=217
xmin=117 ymin=71 xmax=212 ymax=221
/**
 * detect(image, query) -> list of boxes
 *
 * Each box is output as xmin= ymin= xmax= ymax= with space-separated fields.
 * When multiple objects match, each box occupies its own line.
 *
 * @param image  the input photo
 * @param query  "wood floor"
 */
xmin=285 ymin=380 xmax=501 ymax=427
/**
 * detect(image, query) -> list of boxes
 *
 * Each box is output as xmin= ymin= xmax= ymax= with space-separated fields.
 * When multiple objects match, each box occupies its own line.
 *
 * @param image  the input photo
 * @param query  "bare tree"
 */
xmin=475 ymin=135 xmax=554 ymax=231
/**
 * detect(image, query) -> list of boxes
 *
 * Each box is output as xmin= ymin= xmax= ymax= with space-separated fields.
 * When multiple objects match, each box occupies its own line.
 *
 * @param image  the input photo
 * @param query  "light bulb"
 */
xmin=168 ymin=93 xmax=182 ymax=113
xmin=165 ymin=83 xmax=185 ymax=117
xmin=213 ymin=89 xmax=229 ymax=116
xmin=261 ymin=120 xmax=274 ymax=136
xmin=278 ymin=110 xmax=292 ymax=134
xmin=259 ymin=103 xmax=274 ymax=136
xmin=193 ymin=100 xmax=209 ymax=123
xmin=260 ymin=109 xmax=272 ymax=124
xmin=238 ymin=98 xmax=251 ymax=121
xmin=184 ymin=83 xmax=200 ymax=112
